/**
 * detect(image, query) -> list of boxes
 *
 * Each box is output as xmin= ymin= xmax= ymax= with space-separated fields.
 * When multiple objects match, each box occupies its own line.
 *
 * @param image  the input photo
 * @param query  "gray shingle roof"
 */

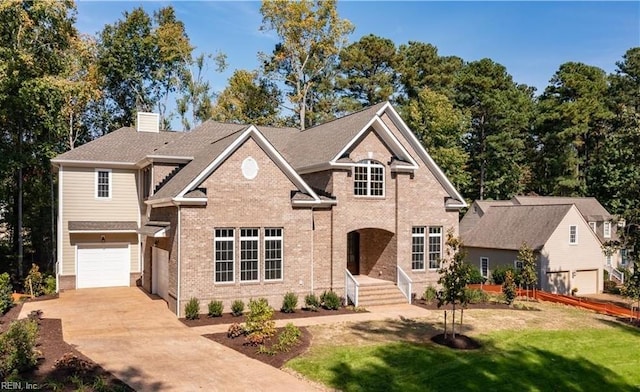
xmin=53 ymin=128 xmax=182 ymax=164
xmin=462 ymin=204 xmax=573 ymax=251
xmin=513 ymin=196 xmax=612 ymax=221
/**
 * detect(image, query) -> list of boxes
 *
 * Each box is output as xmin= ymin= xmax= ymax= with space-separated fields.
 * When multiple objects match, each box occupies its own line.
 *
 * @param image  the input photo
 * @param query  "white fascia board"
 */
xmin=145 ymin=197 xmax=174 ymax=207
xmin=172 ymin=197 xmax=207 ymax=206
xmin=292 ymin=199 xmax=337 ymax=207
xmin=295 ymin=162 xmax=333 ymax=174
xmin=381 ymin=103 xmax=467 ymax=208
xmin=51 ymin=159 xmax=137 ymax=169
xmin=177 ymin=126 xmax=322 ymax=203
xmin=331 ymin=117 xmax=377 ymax=163
xmin=371 ymin=117 xmax=419 ymax=168
xmin=68 ymin=229 xmax=138 ymax=234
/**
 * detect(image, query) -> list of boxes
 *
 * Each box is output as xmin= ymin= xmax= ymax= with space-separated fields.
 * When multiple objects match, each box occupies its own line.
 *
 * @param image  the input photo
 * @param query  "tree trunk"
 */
xmin=452 ymin=303 xmax=456 ymax=338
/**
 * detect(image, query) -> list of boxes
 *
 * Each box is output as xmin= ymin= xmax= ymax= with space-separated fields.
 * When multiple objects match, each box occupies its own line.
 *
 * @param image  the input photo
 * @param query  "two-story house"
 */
xmin=52 ymin=102 xmax=466 ymax=316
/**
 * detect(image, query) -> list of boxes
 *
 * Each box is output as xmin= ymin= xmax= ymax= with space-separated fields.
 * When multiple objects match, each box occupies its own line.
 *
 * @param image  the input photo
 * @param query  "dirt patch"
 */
xmin=412 ymin=300 xmax=512 ymax=311
xmin=430 ymin=333 xmax=482 ymax=350
xmin=0 ymin=303 xmax=133 ymax=391
xmin=181 ymin=307 xmax=364 ymax=327
xmin=204 ymin=327 xmax=312 ymax=368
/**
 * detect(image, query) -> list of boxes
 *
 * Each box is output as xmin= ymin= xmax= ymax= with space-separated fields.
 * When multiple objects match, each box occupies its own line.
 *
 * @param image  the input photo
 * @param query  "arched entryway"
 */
xmin=347 ymin=228 xmax=396 ymax=282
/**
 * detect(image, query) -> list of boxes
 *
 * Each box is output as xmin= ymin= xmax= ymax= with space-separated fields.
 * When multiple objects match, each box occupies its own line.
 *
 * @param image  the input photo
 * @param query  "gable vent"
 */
xmin=136 ymin=112 xmax=160 ymax=133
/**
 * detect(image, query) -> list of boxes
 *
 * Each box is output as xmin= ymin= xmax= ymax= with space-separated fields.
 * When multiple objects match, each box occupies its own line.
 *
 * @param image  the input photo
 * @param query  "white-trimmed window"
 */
xmin=240 ymin=228 xmax=259 ymax=282
xmin=428 ymin=227 xmax=443 ymax=269
xmin=214 ymin=228 xmax=234 ymax=283
xmin=264 ymin=228 xmax=283 ymax=280
xmin=569 ymin=225 xmax=578 ymax=245
xmin=603 ymin=221 xmax=611 ymax=238
xmin=514 ymin=260 xmax=523 ymax=272
xmin=589 ymin=221 xmax=596 ymax=232
xmin=621 ymin=249 xmax=628 ymax=266
xmin=354 ymin=160 xmax=384 ymax=197
xmin=480 ymin=257 xmax=489 ymax=278
xmin=95 ymin=169 xmax=111 ymax=199
xmin=411 ymin=227 xmax=425 ymax=270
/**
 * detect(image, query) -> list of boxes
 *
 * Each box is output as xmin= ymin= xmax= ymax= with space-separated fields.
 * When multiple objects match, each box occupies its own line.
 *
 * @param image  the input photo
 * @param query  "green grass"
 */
xmin=287 ymin=322 xmax=640 ymax=392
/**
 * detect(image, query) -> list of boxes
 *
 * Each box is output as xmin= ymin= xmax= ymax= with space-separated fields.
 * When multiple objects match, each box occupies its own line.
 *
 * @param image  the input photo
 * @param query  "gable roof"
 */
xmin=462 ymin=204 xmax=573 ymax=251
xmin=513 ymin=196 xmax=612 ymax=221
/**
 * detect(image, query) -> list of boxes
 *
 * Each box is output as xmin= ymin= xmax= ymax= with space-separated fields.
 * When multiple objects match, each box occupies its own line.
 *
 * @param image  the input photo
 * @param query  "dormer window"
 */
xmin=354 ymin=159 xmax=384 ymax=197
xmin=603 ymin=221 xmax=611 ymax=238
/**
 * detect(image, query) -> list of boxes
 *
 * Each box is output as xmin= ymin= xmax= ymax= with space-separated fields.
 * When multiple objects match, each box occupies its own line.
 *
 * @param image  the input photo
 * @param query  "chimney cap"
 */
xmin=137 ymin=112 xmax=160 ymax=133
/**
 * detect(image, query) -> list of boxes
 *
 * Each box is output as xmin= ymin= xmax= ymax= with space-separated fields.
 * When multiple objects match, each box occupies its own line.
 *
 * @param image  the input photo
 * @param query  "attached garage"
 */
xmin=573 ymin=269 xmax=598 ymax=295
xmin=545 ymin=271 xmax=570 ymax=295
xmin=76 ymin=244 xmax=130 ymax=289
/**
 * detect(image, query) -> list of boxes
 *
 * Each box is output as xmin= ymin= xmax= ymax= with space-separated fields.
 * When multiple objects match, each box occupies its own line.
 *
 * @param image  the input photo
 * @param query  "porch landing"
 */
xmin=353 ymin=275 xmax=408 ymax=306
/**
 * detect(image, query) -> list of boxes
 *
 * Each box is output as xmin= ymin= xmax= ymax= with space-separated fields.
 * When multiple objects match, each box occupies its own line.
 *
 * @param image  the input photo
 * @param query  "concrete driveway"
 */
xmin=20 ymin=287 xmax=320 ymax=391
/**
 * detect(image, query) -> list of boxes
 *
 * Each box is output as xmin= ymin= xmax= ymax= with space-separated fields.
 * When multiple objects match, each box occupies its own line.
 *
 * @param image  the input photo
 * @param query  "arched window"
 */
xmin=353 ymin=160 xmax=384 ymax=197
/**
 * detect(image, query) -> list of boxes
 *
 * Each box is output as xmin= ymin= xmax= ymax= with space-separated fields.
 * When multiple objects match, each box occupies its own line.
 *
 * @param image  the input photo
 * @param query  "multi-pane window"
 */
xmin=240 ymin=229 xmax=259 ymax=282
xmin=589 ymin=222 xmax=597 ymax=232
xmin=514 ymin=260 xmax=523 ymax=272
xmin=96 ymin=170 xmax=111 ymax=198
xmin=214 ymin=229 xmax=234 ymax=283
xmin=428 ymin=227 xmax=442 ymax=269
xmin=603 ymin=221 xmax=611 ymax=238
xmin=480 ymin=257 xmax=489 ymax=278
xmin=621 ymin=249 xmax=628 ymax=265
xmin=264 ymin=228 xmax=283 ymax=280
xmin=569 ymin=225 xmax=578 ymax=244
xmin=411 ymin=227 xmax=425 ymax=270
xmin=353 ymin=160 xmax=384 ymax=197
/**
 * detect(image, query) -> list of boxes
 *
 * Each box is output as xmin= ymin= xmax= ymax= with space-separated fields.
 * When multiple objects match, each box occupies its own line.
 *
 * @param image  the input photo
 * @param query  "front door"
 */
xmin=347 ymin=231 xmax=360 ymax=275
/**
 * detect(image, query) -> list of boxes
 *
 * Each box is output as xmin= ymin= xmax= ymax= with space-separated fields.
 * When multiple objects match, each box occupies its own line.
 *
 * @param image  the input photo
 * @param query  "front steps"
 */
xmin=355 ymin=277 xmax=408 ymax=307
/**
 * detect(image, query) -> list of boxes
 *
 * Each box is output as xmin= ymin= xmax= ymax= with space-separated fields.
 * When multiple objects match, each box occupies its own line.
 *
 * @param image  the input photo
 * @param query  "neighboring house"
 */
xmin=460 ymin=198 xmax=607 ymax=295
xmin=52 ymin=102 xmax=466 ymax=316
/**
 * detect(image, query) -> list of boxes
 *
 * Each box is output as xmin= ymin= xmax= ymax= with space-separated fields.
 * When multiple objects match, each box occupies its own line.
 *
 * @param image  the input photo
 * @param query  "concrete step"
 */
xmin=356 ymin=282 xmax=408 ymax=306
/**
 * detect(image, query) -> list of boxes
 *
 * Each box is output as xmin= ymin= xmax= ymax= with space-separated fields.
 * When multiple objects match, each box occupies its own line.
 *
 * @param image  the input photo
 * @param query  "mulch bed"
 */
xmin=430 ymin=333 xmax=482 ymax=350
xmin=181 ymin=307 xmax=364 ymax=327
xmin=204 ymin=327 xmax=312 ymax=368
xmin=1 ymin=301 xmax=133 ymax=391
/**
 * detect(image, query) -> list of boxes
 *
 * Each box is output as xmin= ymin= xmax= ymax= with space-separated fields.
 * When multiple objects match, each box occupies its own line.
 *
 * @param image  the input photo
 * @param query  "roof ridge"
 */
xmin=300 ymin=101 xmax=387 ymax=133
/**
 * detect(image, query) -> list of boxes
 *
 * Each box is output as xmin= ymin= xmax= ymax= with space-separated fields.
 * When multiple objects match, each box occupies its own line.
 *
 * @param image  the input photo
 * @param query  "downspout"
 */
xmin=56 ymin=165 xmax=63 ymax=293
xmin=310 ymin=207 xmax=314 ymax=293
xmin=176 ymin=207 xmax=181 ymax=317
xmin=330 ymin=207 xmax=334 ymax=290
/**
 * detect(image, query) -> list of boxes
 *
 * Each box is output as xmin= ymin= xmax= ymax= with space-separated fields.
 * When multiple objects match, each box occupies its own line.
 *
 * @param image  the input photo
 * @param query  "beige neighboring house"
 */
xmin=52 ymin=102 xmax=466 ymax=316
xmin=460 ymin=197 xmax=611 ymax=295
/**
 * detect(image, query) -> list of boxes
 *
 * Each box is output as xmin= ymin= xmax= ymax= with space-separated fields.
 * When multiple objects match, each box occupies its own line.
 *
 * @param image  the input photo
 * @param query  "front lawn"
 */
xmin=288 ymin=313 xmax=640 ymax=391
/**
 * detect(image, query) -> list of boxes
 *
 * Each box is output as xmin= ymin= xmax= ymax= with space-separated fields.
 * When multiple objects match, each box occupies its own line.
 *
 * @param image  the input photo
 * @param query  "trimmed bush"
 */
xmin=604 ymin=280 xmax=618 ymax=293
xmin=245 ymin=298 xmax=275 ymax=339
xmin=0 ymin=273 xmax=13 ymax=315
xmin=321 ymin=290 xmax=341 ymax=310
xmin=281 ymin=292 xmax=298 ymax=313
xmin=207 ymin=300 xmax=223 ymax=317
xmin=184 ymin=297 xmax=200 ymax=320
xmin=43 ymin=275 xmax=56 ymax=296
xmin=304 ymin=293 xmax=320 ymax=311
xmin=502 ymin=271 xmax=518 ymax=305
xmin=274 ymin=323 xmax=301 ymax=352
xmin=231 ymin=300 xmax=245 ymax=317
xmin=468 ymin=264 xmax=487 ymax=284
xmin=492 ymin=265 xmax=521 ymax=285
xmin=423 ymin=285 xmax=437 ymax=304
xmin=0 ymin=319 xmax=39 ymax=377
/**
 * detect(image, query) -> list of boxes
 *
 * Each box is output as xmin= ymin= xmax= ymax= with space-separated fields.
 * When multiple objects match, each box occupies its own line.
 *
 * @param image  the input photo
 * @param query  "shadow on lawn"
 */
xmin=348 ymin=315 xmax=475 ymax=344
xmin=326 ymin=339 xmax=635 ymax=392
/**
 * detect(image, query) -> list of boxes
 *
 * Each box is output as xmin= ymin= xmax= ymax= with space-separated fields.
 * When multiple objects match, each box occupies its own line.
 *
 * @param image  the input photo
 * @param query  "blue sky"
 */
xmin=75 ymin=1 xmax=640 ymax=95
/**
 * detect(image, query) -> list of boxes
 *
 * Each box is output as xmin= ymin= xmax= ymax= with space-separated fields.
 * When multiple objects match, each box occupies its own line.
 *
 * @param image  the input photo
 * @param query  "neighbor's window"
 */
xmin=603 ymin=221 xmax=611 ymax=238
xmin=240 ymin=228 xmax=259 ymax=282
xmin=214 ymin=228 xmax=234 ymax=283
xmin=353 ymin=160 xmax=384 ymax=197
xmin=589 ymin=221 xmax=597 ymax=232
xmin=621 ymin=249 xmax=628 ymax=265
xmin=480 ymin=257 xmax=489 ymax=278
xmin=569 ymin=225 xmax=578 ymax=244
xmin=96 ymin=169 xmax=111 ymax=198
xmin=411 ymin=227 xmax=425 ymax=270
xmin=428 ymin=227 xmax=442 ymax=269
xmin=514 ymin=260 xmax=523 ymax=272
xmin=264 ymin=228 xmax=283 ymax=280
xmin=142 ymin=166 xmax=152 ymax=199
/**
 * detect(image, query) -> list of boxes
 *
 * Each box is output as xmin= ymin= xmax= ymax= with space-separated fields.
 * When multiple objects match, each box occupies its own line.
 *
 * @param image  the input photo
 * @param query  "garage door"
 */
xmin=77 ymin=244 xmax=130 ymax=289
xmin=546 ymin=271 xmax=570 ymax=295
xmin=574 ymin=269 xmax=598 ymax=295
xmin=152 ymin=247 xmax=169 ymax=301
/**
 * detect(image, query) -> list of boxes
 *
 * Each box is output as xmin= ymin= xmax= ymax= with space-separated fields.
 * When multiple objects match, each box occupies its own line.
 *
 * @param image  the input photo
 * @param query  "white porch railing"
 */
xmin=345 ymin=269 xmax=360 ymax=307
xmin=604 ymin=264 xmax=624 ymax=284
xmin=396 ymin=266 xmax=413 ymax=304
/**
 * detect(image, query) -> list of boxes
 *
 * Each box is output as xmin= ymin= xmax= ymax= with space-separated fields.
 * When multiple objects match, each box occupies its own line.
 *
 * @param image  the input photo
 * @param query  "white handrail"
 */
xmin=345 ymin=269 xmax=360 ymax=307
xmin=604 ymin=264 xmax=624 ymax=284
xmin=396 ymin=266 xmax=413 ymax=303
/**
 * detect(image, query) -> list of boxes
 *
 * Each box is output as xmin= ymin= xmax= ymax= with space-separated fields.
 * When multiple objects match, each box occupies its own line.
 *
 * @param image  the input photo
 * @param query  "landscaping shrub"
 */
xmin=0 ymin=272 xmax=13 ymax=315
xmin=227 ymin=323 xmax=245 ymax=339
xmin=0 ymin=319 xmax=39 ymax=377
xmin=281 ymin=292 xmax=298 ymax=313
xmin=43 ymin=275 xmax=56 ymax=296
xmin=492 ymin=265 xmax=521 ymax=285
xmin=24 ymin=264 xmax=44 ymax=297
xmin=184 ymin=297 xmax=200 ymax=320
xmin=464 ymin=288 xmax=489 ymax=304
xmin=207 ymin=300 xmax=223 ymax=317
xmin=468 ymin=264 xmax=487 ymax=284
xmin=304 ymin=293 xmax=320 ymax=311
xmin=604 ymin=280 xmax=620 ymax=294
xmin=245 ymin=298 xmax=275 ymax=340
xmin=231 ymin=299 xmax=245 ymax=317
xmin=321 ymin=290 xmax=341 ymax=310
xmin=502 ymin=271 xmax=518 ymax=305
xmin=274 ymin=323 xmax=301 ymax=352
xmin=423 ymin=285 xmax=437 ymax=304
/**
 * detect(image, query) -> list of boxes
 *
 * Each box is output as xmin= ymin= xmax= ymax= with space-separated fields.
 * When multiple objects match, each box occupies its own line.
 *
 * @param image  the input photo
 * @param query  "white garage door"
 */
xmin=77 ymin=244 xmax=130 ymax=289
xmin=152 ymin=247 xmax=169 ymax=301
xmin=574 ymin=269 xmax=598 ymax=295
xmin=546 ymin=271 xmax=570 ymax=295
